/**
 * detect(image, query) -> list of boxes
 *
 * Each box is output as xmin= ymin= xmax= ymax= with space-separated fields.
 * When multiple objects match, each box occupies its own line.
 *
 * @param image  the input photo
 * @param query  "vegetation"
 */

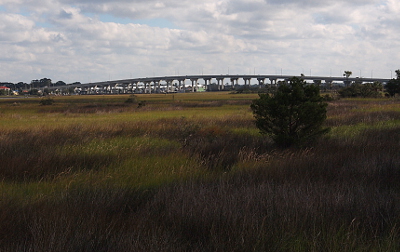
xmin=251 ymin=77 xmax=329 ymax=147
xmin=1 ymin=93 xmax=400 ymax=251
xmin=386 ymin=70 xmax=400 ymax=97
xmin=39 ymin=96 xmax=55 ymax=105
xmin=343 ymin=70 xmax=352 ymax=78
xmin=339 ymin=82 xmax=383 ymax=98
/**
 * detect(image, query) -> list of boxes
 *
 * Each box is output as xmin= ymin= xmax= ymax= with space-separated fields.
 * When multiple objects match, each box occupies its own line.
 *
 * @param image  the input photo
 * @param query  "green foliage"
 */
xmin=339 ymin=82 xmax=383 ymax=98
xmin=39 ymin=97 xmax=55 ymax=106
xmin=321 ymin=93 xmax=336 ymax=101
xmin=343 ymin=70 xmax=352 ymax=78
xmin=386 ymin=80 xmax=400 ymax=97
xmin=251 ymin=77 xmax=329 ymax=147
xmin=385 ymin=80 xmax=400 ymax=97
xmin=385 ymin=70 xmax=400 ymax=97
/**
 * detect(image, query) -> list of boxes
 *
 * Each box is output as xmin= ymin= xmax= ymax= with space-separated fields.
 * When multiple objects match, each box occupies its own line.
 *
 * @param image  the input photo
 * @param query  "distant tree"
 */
xmin=30 ymin=80 xmax=40 ymax=89
xmin=55 ymin=81 xmax=66 ymax=86
xmin=385 ymin=69 xmax=400 ymax=97
xmin=0 ymin=82 xmax=14 ymax=87
xmin=343 ymin=71 xmax=352 ymax=87
xmin=40 ymin=78 xmax=52 ymax=87
xmin=251 ymin=77 xmax=329 ymax=148
xmin=343 ymin=71 xmax=352 ymax=78
xmin=17 ymin=82 xmax=28 ymax=90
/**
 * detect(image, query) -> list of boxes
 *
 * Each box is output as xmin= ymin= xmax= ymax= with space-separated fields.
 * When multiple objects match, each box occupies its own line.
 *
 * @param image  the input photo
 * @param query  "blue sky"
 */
xmin=0 ymin=0 xmax=399 ymax=83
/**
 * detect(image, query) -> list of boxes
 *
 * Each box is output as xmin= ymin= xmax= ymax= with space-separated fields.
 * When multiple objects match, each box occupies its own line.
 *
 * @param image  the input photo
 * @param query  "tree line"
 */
xmin=0 ymin=78 xmax=81 ymax=95
xmin=337 ymin=69 xmax=400 ymax=98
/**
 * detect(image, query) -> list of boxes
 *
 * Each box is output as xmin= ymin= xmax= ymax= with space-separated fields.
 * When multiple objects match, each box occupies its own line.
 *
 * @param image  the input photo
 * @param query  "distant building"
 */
xmin=0 ymin=86 xmax=10 ymax=95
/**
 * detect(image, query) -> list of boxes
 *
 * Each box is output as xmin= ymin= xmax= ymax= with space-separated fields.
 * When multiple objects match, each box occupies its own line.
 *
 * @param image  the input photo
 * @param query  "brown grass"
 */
xmin=1 ymin=97 xmax=400 ymax=251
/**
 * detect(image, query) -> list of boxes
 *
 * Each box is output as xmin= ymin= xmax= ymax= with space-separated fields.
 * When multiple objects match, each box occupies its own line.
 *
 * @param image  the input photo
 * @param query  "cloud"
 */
xmin=0 ymin=0 xmax=399 ymax=83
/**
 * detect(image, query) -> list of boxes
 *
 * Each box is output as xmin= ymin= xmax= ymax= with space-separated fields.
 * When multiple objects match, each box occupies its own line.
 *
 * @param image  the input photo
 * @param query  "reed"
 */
xmin=0 ymin=94 xmax=400 ymax=251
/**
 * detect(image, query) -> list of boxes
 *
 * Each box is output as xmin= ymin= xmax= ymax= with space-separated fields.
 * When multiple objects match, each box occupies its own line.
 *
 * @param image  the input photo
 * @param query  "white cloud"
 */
xmin=0 ymin=0 xmax=399 ymax=83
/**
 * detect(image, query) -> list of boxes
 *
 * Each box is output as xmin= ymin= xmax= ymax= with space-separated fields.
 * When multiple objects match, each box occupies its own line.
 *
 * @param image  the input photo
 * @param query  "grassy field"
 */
xmin=1 ymin=92 xmax=400 ymax=251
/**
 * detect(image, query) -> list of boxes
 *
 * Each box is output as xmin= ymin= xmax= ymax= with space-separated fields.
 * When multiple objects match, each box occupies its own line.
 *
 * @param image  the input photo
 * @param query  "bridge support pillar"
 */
xmin=190 ymin=78 xmax=198 ymax=92
xmin=144 ymin=81 xmax=151 ymax=93
xmin=154 ymin=80 xmax=161 ymax=93
xmin=166 ymin=81 xmax=172 ymax=93
xmin=243 ymin=77 xmax=251 ymax=86
xmin=178 ymin=79 xmax=185 ymax=92
xmin=313 ymin=79 xmax=322 ymax=87
xmin=230 ymin=78 xmax=239 ymax=89
xmin=257 ymin=78 xmax=266 ymax=88
xmin=216 ymin=77 xmax=224 ymax=90
xmin=203 ymin=78 xmax=211 ymax=91
xmin=269 ymin=78 xmax=277 ymax=87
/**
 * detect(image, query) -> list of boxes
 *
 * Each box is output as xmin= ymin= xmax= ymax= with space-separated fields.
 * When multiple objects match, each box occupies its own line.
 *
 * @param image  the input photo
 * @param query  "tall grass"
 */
xmin=0 ymin=94 xmax=400 ymax=251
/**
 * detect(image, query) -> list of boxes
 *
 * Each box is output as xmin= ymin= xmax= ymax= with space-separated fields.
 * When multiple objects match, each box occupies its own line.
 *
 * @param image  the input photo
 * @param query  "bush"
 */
xmin=251 ymin=77 xmax=329 ymax=147
xmin=137 ymin=100 xmax=146 ymax=108
xmin=385 ymin=79 xmax=400 ymax=97
xmin=39 ymin=97 xmax=55 ymax=106
xmin=125 ymin=95 xmax=138 ymax=104
xmin=339 ymin=82 xmax=383 ymax=98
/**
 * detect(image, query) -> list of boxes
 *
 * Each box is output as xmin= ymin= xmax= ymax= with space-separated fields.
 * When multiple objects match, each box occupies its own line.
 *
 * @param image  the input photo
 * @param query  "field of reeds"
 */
xmin=1 ymin=93 xmax=400 ymax=251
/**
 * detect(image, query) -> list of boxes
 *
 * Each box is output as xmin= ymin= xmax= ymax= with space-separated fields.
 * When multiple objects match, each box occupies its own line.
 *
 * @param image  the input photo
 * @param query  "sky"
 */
xmin=0 ymin=0 xmax=399 ymax=84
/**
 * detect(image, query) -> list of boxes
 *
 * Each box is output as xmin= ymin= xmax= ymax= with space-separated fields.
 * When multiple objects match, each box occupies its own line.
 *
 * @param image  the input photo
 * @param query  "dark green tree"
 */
xmin=55 ymin=81 xmax=66 ymax=86
xmin=385 ymin=69 xmax=400 ymax=97
xmin=251 ymin=77 xmax=329 ymax=147
xmin=30 ymin=79 xmax=40 ymax=89
xmin=39 ymin=78 xmax=52 ymax=87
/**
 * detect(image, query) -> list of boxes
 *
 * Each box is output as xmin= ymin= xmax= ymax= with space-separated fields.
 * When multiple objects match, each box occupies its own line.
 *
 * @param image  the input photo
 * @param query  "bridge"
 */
xmin=47 ymin=74 xmax=391 ymax=94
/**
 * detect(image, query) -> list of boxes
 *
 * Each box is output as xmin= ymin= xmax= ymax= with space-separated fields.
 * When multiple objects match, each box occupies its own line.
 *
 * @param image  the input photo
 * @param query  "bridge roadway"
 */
xmin=47 ymin=74 xmax=392 ymax=93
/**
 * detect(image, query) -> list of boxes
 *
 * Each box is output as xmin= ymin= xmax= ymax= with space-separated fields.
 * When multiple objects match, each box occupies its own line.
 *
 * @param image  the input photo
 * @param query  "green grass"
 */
xmin=1 ymin=94 xmax=400 ymax=251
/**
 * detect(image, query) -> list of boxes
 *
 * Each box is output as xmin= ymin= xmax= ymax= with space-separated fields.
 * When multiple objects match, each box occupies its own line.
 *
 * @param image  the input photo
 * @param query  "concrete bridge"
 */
xmin=47 ymin=74 xmax=391 ymax=94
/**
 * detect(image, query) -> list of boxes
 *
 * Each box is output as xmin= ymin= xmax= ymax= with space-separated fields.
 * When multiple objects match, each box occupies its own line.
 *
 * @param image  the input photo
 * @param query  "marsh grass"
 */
xmin=0 ymin=94 xmax=400 ymax=251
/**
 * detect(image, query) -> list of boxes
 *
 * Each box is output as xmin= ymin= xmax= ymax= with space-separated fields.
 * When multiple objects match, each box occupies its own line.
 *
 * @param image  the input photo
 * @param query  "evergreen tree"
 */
xmin=251 ymin=77 xmax=329 ymax=147
xmin=385 ymin=69 xmax=400 ymax=97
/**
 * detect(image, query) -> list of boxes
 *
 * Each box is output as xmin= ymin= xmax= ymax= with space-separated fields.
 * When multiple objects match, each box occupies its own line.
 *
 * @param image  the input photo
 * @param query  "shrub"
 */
xmin=137 ymin=100 xmax=146 ymax=108
xmin=251 ymin=77 xmax=329 ymax=147
xmin=39 ymin=97 xmax=54 ymax=106
xmin=339 ymin=82 xmax=383 ymax=98
xmin=125 ymin=95 xmax=138 ymax=104
xmin=385 ymin=79 xmax=400 ymax=97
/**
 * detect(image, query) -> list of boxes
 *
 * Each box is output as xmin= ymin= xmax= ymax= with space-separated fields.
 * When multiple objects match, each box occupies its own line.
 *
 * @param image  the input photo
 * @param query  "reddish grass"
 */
xmin=1 ymin=98 xmax=400 ymax=251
